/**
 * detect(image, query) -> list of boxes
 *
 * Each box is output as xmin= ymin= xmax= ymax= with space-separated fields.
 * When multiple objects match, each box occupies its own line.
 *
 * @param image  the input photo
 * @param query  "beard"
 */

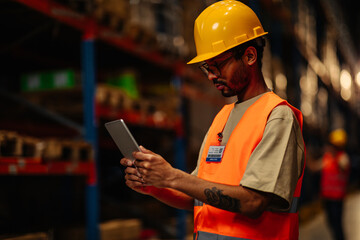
xmin=224 ymin=68 xmax=250 ymax=97
xmin=213 ymin=79 xmax=236 ymax=97
xmin=214 ymin=77 xmax=248 ymax=98
xmin=213 ymin=60 xmax=250 ymax=98
xmin=221 ymin=88 xmax=236 ymax=97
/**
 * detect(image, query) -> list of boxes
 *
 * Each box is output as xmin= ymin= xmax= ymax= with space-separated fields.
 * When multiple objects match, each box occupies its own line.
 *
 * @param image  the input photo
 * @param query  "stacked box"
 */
xmin=42 ymin=138 xmax=63 ymax=162
xmin=2 ymin=232 xmax=48 ymax=240
xmin=43 ymin=139 xmax=94 ymax=163
xmin=106 ymin=71 xmax=139 ymax=99
xmin=0 ymin=131 xmax=25 ymax=157
xmin=60 ymin=140 xmax=94 ymax=162
xmin=0 ymin=131 xmax=95 ymax=162
xmin=21 ymin=136 xmax=44 ymax=158
xmin=97 ymin=81 xmax=181 ymax=128
xmin=94 ymin=0 xmax=129 ymax=31
xmin=96 ymin=84 xmax=134 ymax=111
xmin=0 ymin=131 xmax=44 ymax=160
xmin=100 ymin=219 xmax=142 ymax=240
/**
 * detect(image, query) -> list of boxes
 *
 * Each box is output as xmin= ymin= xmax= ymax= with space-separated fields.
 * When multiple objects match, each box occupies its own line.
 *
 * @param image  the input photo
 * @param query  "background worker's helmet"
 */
xmin=329 ymin=129 xmax=347 ymax=147
xmin=187 ymin=0 xmax=268 ymax=64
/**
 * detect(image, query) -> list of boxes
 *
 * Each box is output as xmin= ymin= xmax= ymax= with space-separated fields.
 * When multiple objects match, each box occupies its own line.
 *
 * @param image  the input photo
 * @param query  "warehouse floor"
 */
xmin=299 ymin=190 xmax=360 ymax=240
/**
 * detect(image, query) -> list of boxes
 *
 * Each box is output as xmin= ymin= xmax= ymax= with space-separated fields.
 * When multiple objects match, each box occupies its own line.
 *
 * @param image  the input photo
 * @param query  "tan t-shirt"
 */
xmin=192 ymin=94 xmax=305 ymax=211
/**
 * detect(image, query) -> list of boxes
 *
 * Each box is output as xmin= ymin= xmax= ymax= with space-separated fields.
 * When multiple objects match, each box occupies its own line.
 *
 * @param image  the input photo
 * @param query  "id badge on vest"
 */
xmin=206 ymin=146 xmax=225 ymax=162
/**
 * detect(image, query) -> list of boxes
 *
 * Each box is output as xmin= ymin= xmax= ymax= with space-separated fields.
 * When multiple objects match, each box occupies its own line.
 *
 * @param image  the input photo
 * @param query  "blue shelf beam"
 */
xmin=82 ymin=25 xmax=100 ymax=240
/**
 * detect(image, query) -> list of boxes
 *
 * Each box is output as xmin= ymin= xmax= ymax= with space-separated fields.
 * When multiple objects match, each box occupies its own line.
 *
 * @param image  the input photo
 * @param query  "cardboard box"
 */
xmin=100 ymin=218 xmax=142 ymax=240
xmin=3 ymin=232 xmax=48 ymax=240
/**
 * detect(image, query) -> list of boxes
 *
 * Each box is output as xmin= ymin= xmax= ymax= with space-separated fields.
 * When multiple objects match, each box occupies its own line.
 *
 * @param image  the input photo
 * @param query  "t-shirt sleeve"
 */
xmin=240 ymin=105 xmax=305 ymax=211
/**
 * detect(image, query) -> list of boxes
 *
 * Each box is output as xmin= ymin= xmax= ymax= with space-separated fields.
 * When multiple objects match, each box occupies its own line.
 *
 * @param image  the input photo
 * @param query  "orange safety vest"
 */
xmin=321 ymin=151 xmax=349 ymax=200
xmin=194 ymin=92 xmax=305 ymax=240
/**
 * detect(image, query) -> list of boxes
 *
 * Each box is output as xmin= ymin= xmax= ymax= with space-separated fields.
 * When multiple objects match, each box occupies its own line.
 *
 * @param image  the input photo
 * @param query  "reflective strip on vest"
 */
xmin=194 ymin=199 xmax=203 ymax=207
xmin=196 ymin=231 xmax=252 ymax=240
xmin=289 ymin=197 xmax=299 ymax=213
xmin=194 ymin=197 xmax=299 ymax=213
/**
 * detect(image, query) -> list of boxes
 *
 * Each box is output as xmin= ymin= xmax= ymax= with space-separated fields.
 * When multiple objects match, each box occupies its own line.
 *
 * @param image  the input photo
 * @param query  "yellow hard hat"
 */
xmin=187 ymin=0 xmax=268 ymax=64
xmin=329 ymin=129 xmax=347 ymax=147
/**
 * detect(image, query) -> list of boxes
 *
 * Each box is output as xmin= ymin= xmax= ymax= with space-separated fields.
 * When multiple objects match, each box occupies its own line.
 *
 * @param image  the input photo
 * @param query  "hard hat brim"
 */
xmin=187 ymin=52 xmax=223 ymax=64
xmin=187 ymin=33 xmax=268 ymax=65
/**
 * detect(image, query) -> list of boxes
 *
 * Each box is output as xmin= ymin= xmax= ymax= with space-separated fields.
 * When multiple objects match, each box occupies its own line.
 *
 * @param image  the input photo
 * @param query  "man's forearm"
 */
xmin=129 ymin=148 xmax=270 ymax=217
xmin=169 ymin=169 xmax=271 ymax=218
xmin=148 ymin=186 xmax=194 ymax=211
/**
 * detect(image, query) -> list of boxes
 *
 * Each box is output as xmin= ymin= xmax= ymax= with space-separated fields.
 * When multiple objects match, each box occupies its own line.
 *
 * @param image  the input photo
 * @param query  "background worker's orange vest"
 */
xmin=194 ymin=92 xmax=305 ymax=240
xmin=321 ymin=151 xmax=349 ymax=200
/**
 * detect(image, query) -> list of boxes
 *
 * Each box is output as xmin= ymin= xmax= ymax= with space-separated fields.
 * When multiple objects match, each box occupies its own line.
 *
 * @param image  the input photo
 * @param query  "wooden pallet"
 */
xmin=43 ymin=138 xmax=94 ymax=163
xmin=96 ymin=84 xmax=134 ymax=111
xmin=0 ymin=130 xmax=93 ymax=163
xmin=0 ymin=130 xmax=22 ymax=157
xmin=0 ymin=131 xmax=44 ymax=159
xmin=100 ymin=219 xmax=142 ymax=240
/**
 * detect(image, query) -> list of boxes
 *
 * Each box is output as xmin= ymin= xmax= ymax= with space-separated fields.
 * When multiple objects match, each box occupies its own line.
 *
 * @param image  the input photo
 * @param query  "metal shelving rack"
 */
xmin=1 ymin=0 xmax=188 ymax=239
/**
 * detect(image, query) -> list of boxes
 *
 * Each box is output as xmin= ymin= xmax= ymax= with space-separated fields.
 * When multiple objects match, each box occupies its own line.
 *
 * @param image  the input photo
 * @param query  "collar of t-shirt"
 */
xmin=221 ymin=93 xmax=265 ymax=145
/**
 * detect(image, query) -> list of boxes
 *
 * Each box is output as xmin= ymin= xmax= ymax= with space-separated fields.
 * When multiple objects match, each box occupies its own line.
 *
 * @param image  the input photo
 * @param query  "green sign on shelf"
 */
xmin=106 ymin=73 xmax=139 ymax=99
xmin=21 ymin=70 xmax=76 ymax=91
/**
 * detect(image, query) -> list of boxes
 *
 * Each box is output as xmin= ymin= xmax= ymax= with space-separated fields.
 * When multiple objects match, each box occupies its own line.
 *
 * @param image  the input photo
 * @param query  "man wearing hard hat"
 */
xmin=121 ymin=1 xmax=305 ymax=239
xmin=321 ymin=129 xmax=350 ymax=240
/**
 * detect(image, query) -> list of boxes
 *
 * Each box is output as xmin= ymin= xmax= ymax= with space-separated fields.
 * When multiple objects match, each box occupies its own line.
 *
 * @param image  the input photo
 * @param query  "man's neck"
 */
xmin=236 ymin=75 xmax=269 ymax=103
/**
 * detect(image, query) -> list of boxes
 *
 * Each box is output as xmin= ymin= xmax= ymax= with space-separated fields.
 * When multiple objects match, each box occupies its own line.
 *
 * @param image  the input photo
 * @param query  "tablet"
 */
xmin=105 ymin=119 xmax=141 ymax=161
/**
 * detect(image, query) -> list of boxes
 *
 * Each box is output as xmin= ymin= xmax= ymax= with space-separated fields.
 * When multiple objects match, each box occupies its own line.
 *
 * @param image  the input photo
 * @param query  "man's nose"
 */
xmin=207 ymin=71 xmax=218 ymax=82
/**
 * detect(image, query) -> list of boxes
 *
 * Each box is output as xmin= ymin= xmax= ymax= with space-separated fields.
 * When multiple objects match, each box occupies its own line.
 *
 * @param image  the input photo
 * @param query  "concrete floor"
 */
xmin=299 ymin=190 xmax=360 ymax=240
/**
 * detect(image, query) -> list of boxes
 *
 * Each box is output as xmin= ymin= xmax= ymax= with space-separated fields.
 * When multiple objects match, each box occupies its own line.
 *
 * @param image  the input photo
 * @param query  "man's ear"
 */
xmin=244 ymin=46 xmax=257 ymax=66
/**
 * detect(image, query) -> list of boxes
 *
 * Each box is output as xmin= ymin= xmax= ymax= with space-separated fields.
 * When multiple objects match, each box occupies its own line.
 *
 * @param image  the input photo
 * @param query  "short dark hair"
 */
xmin=231 ymin=37 xmax=266 ymax=69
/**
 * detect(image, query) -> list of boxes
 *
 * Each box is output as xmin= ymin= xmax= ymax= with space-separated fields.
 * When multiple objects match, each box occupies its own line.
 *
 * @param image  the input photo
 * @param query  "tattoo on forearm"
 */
xmin=204 ymin=187 xmax=240 ymax=212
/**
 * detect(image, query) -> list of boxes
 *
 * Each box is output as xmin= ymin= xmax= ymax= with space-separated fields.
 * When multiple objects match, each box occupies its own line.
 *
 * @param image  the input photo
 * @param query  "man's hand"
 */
xmin=120 ymin=145 xmax=178 ymax=193
xmin=120 ymin=149 xmax=194 ymax=210
xmin=120 ymin=154 xmax=152 ymax=195
xmin=132 ymin=146 xmax=178 ymax=188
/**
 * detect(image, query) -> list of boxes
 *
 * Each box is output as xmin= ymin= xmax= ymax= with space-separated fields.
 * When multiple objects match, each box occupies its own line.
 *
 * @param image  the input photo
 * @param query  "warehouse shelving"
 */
xmin=0 ymin=159 xmax=95 ymax=180
xmin=12 ymin=0 xmax=182 ymax=72
xmin=0 ymin=0 xmax=187 ymax=239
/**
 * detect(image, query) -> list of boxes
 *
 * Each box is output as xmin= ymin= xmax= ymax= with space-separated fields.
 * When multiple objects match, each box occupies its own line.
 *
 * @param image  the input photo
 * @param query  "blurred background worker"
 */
xmin=321 ymin=129 xmax=350 ymax=240
xmin=121 ymin=1 xmax=305 ymax=239
xmin=307 ymin=128 xmax=350 ymax=240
